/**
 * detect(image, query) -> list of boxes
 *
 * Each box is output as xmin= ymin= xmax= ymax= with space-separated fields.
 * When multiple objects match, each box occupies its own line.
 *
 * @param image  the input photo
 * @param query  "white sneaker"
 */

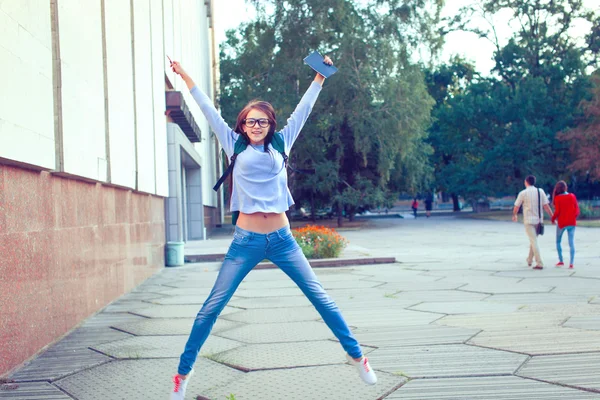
xmin=346 ymin=354 xmax=377 ymax=385
xmin=170 ymin=369 xmax=194 ymax=400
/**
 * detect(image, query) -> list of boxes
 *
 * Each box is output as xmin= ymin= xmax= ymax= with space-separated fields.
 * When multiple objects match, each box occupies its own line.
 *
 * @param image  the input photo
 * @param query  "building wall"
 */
xmin=0 ymin=165 xmax=164 ymax=376
xmin=0 ymin=0 xmax=217 ymax=376
xmin=0 ymin=1 xmax=54 ymax=169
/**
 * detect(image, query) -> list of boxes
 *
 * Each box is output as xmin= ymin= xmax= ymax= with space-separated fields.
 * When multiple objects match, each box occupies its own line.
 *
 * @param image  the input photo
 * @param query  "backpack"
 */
xmin=213 ymin=132 xmax=288 ymax=226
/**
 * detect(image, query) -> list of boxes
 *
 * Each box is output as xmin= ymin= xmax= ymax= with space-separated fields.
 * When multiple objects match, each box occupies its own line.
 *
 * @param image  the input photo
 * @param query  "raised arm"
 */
xmin=170 ymin=61 xmax=237 ymax=157
xmin=280 ymin=56 xmax=333 ymax=151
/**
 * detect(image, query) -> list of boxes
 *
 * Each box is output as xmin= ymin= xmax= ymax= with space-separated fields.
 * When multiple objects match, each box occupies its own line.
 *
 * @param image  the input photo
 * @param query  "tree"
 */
xmin=559 ymin=74 xmax=600 ymax=180
xmin=430 ymin=0 xmax=599 ymax=206
xmin=219 ymin=0 xmax=442 ymax=225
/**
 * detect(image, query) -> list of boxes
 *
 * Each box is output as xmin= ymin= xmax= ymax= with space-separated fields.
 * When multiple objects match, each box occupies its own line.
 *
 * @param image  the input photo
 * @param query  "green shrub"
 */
xmin=579 ymin=202 xmax=600 ymax=219
xmin=292 ymin=225 xmax=348 ymax=259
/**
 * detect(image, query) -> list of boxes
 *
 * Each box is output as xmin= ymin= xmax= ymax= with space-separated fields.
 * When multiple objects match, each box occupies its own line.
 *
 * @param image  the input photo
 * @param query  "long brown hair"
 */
xmin=553 ymin=180 xmax=568 ymax=205
xmin=234 ymin=100 xmax=277 ymax=151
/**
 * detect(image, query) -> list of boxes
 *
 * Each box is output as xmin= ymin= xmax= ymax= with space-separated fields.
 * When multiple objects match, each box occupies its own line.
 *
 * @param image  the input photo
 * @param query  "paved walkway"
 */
xmin=2 ymin=217 xmax=600 ymax=399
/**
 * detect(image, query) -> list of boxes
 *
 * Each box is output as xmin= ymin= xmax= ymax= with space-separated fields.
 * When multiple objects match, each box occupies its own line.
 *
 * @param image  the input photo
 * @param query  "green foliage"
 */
xmin=427 ymin=0 xmax=599 ymax=201
xmin=219 ymin=0 xmax=443 ymax=223
xmin=292 ymin=225 xmax=347 ymax=259
xmin=579 ymin=202 xmax=600 ymax=219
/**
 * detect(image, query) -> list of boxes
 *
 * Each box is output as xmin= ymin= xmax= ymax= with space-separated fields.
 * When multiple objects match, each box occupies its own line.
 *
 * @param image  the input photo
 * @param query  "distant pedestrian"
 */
xmin=551 ymin=180 xmax=580 ymax=268
xmin=424 ymin=192 xmax=433 ymax=218
xmin=512 ymin=175 xmax=554 ymax=269
xmin=411 ymin=198 xmax=419 ymax=218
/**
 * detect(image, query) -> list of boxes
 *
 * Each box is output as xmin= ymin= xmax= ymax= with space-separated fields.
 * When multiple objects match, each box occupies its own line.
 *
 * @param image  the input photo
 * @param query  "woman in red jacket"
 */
xmin=551 ymin=181 xmax=580 ymax=268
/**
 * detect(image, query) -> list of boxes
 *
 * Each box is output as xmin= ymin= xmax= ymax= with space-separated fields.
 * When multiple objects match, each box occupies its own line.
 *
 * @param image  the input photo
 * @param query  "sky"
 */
xmin=213 ymin=0 xmax=600 ymax=75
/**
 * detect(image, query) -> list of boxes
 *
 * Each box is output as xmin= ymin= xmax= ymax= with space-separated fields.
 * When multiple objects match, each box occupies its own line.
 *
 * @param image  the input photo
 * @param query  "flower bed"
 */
xmin=292 ymin=225 xmax=347 ymax=259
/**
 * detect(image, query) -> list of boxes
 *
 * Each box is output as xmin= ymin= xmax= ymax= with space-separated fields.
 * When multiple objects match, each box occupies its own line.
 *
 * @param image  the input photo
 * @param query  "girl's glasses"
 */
xmin=243 ymin=118 xmax=270 ymax=128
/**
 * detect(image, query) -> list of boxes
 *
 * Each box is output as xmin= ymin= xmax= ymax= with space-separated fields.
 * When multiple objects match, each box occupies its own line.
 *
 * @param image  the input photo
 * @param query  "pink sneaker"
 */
xmin=346 ymin=354 xmax=377 ymax=385
xmin=569 ymin=264 xmax=574 ymax=269
xmin=171 ymin=369 xmax=194 ymax=400
xmin=556 ymin=262 xmax=564 ymax=267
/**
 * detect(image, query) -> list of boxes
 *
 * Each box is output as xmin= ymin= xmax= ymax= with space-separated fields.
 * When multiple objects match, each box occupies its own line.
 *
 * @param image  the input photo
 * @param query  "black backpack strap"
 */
xmin=213 ymin=135 xmax=248 ymax=192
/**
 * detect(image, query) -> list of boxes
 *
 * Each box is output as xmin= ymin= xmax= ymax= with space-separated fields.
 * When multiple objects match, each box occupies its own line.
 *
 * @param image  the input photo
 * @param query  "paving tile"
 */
xmin=564 ymin=316 xmax=600 ymax=330
xmin=469 ymin=327 xmax=600 ymax=355
xmin=234 ymin=287 xmax=306 ymax=297
xmin=112 ymin=318 xmax=240 ymax=336
xmin=523 ymin=277 xmax=600 ymax=296
xmin=209 ymin=341 xmax=372 ymax=370
xmin=377 ymin=281 xmax=466 ymax=292
xmin=227 ymin=295 xmax=312 ymax=309
xmin=131 ymin=304 xmax=238 ymax=318
xmin=236 ymin=279 xmax=302 ymax=290
xmin=517 ymin=352 xmax=600 ymax=391
xmin=409 ymin=301 xmax=521 ymax=315
xmin=80 ymin=312 xmax=148 ymax=329
xmin=484 ymin=293 xmax=590 ymax=304
xmin=218 ymin=321 xmax=333 ymax=344
xmin=340 ymin=308 xmax=441 ymax=328
xmin=457 ymin=281 xmax=554 ymax=294
xmin=387 ymin=376 xmax=599 ymax=399
xmin=494 ymin=269 xmax=575 ymax=278
xmin=10 ymin=327 xmax=131 ymax=381
xmin=322 ymin=279 xmax=385 ymax=290
xmin=146 ymin=295 xmax=207 ymax=305
xmin=369 ymin=344 xmax=527 ymax=378
xmin=55 ymin=358 xmax=243 ymax=400
xmin=352 ymin=325 xmax=480 ymax=348
xmin=0 ymin=382 xmax=72 ymax=399
xmin=203 ymin=365 xmax=404 ymax=400
xmin=393 ymin=290 xmax=489 ymax=303
xmin=91 ymin=335 xmax=241 ymax=359
xmin=222 ymin=306 xmax=321 ymax=323
xmin=116 ymin=292 xmax=167 ymax=301
xmin=436 ymin=312 xmax=566 ymax=330
xmin=102 ymin=300 xmax=155 ymax=313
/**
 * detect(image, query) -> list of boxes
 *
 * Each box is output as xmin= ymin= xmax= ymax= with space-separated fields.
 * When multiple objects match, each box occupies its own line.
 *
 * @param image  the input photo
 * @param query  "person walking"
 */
xmin=512 ymin=175 xmax=554 ymax=269
xmin=168 ymin=57 xmax=377 ymax=399
xmin=424 ymin=192 xmax=433 ymax=218
xmin=411 ymin=198 xmax=419 ymax=218
xmin=551 ymin=180 xmax=580 ymax=268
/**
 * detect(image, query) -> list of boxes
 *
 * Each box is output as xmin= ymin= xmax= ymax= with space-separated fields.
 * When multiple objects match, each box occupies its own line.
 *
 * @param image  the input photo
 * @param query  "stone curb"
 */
xmin=185 ymin=254 xmax=396 ymax=268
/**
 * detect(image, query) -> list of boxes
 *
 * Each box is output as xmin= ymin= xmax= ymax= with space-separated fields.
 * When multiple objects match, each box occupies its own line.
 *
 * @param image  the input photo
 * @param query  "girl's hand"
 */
xmin=323 ymin=55 xmax=333 ymax=66
xmin=171 ymin=60 xmax=186 ymax=77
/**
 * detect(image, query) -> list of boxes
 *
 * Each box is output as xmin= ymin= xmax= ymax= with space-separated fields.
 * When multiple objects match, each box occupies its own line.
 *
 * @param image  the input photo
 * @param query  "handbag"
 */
xmin=536 ymin=188 xmax=544 ymax=236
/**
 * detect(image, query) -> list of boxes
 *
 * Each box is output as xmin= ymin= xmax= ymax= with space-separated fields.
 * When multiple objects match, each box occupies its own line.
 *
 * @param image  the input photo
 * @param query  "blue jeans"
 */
xmin=177 ymin=225 xmax=363 ymax=375
xmin=556 ymin=225 xmax=576 ymax=265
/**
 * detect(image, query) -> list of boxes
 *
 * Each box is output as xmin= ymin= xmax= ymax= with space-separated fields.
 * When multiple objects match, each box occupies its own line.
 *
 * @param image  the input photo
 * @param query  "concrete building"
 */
xmin=0 ymin=0 xmax=221 ymax=376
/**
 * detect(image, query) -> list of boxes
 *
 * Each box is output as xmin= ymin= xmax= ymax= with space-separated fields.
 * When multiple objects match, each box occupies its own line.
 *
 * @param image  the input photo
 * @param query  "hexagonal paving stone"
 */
xmin=457 ymin=280 xmax=554 ymax=294
xmin=222 ymin=306 xmax=321 ymax=323
xmin=91 ymin=335 xmax=241 ymax=359
xmin=517 ymin=352 xmax=600 ymax=391
xmin=393 ymin=290 xmax=489 ymax=303
xmin=234 ymin=287 xmax=306 ymax=298
xmin=340 ymin=308 xmax=441 ymax=328
xmin=158 ymin=287 xmax=214 ymax=296
xmin=146 ymin=294 xmax=207 ymax=305
xmin=408 ymin=301 xmax=521 ymax=315
xmin=218 ymin=321 xmax=333 ymax=344
xmin=203 ymin=365 xmax=404 ymax=400
xmin=210 ymin=341 xmax=372 ymax=370
xmin=436 ymin=311 xmax=567 ymax=331
xmin=484 ymin=293 xmax=590 ymax=304
xmin=0 ymin=382 xmax=71 ymax=399
xmin=103 ymin=300 xmax=155 ymax=313
xmin=352 ymin=325 xmax=480 ymax=348
xmin=112 ymin=318 xmax=240 ymax=336
xmin=494 ymin=269 xmax=575 ymax=278
xmin=55 ymin=358 xmax=243 ymax=400
xmin=322 ymin=279 xmax=385 ymax=290
xmin=132 ymin=304 xmax=239 ymax=318
xmin=237 ymin=279 xmax=300 ymax=290
xmin=469 ymin=327 xmax=600 ymax=355
xmin=228 ymin=295 xmax=312 ymax=309
xmin=368 ymin=344 xmax=527 ymax=378
xmin=387 ymin=376 xmax=598 ymax=399
xmin=564 ymin=316 xmax=600 ymax=330
xmin=377 ymin=281 xmax=465 ymax=292
xmin=523 ymin=276 xmax=600 ymax=296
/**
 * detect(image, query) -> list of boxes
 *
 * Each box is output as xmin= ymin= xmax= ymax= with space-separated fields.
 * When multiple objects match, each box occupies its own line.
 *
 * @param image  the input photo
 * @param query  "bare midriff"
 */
xmin=236 ymin=211 xmax=289 ymax=233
